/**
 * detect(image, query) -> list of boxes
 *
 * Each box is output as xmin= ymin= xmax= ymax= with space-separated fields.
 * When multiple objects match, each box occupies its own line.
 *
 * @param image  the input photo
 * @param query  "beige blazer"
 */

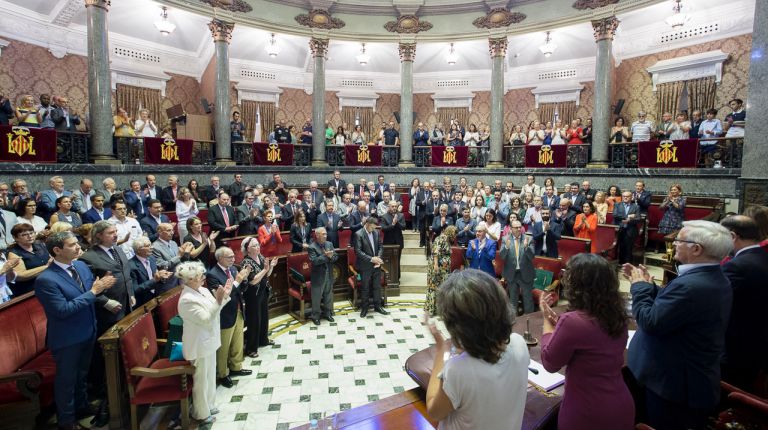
xmin=178 ymin=285 xmax=229 ymax=361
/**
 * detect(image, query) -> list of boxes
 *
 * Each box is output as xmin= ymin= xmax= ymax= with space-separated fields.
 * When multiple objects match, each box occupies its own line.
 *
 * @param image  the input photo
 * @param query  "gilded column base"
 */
xmin=587 ymin=162 xmax=609 ymax=168
xmin=311 ymin=160 xmax=329 ymax=167
xmin=487 ymin=161 xmax=504 ymax=168
xmin=215 ymin=159 xmax=236 ymax=166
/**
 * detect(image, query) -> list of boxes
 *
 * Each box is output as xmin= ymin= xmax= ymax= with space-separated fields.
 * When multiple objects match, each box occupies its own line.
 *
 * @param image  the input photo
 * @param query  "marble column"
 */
xmin=209 ymin=19 xmax=235 ymax=165
xmin=488 ymin=37 xmax=508 ymax=168
xmin=589 ymin=16 xmax=619 ymax=168
xmin=85 ymin=0 xmax=115 ymax=163
xmin=310 ymin=37 xmax=329 ymax=167
xmin=398 ymin=42 xmax=416 ymax=166
xmin=739 ymin=0 xmax=768 ymax=208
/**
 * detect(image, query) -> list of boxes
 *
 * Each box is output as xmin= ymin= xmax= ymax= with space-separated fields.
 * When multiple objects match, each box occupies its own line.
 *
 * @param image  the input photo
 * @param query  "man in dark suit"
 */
xmin=373 ymin=175 xmax=389 ymax=204
xmin=160 ymin=175 xmax=179 ymax=212
xmin=316 ymin=201 xmax=342 ymax=248
xmin=207 ymin=192 xmax=238 ymax=246
xmin=542 ymin=185 xmax=560 ymax=211
xmin=500 ymin=220 xmax=536 ymax=315
xmin=613 ymin=191 xmax=641 ymax=264
xmin=632 ymin=181 xmax=652 ymax=215
xmin=129 ymin=237 xmax=172 ymax=307
xmin=353 ymin=217 xmax=388 ymax=317
xmin=327 ymin=171 xmax=346 ymax=196
xmin=531 ymin=208 xmax=562 ymax=258
xmin=625 ymin=220 xmax=733 ymax=430
xmin=82 ymin=194 xmax=112 ymax=224
xmin=553 ymin=198 xmax=578 ymax=236
xmin=561 ymin=182 xmax=586 ymax=214
xmin=415 ymin=185 xmax=432 ymax=247
xmin=579 ymin=180 xmax=597 ymax=202
xmin=307 ymin=227 xmax=338 ymax=325
xmin=720 ymin=215 xmax=768 ymax=391
xmin=266 ymin=174 xmax=288 ymax=204
xmin=123 ymin=180 xmax=149 ymax=219
xmin=465 ymin=223 xmax=497 ymax=277
xmin=207 ymin=247 xmax=251 ymax=388
xmin=446 ymin=192 xmax=466 ymax=224
xmin=202 ymin=176 xmax=223 ymax=205
xmin=0 ymin=94 xmax=13 ymax=125
xmin=424 ymin=190 xmax=445 ymax=238
xmin=35 ymin=232 xmax=115 ymax=430
xmin=380 ymin=201 xmax=405 ymax=250
xmin=302 ymin=190 xmax=321 ymax=228
xmin=50 ymin=97 xmax=81 ymax=132
xmin=281 ymin=191 xmax=301 ymax=232
xmin=349 ymin=201 xmax=371 ymax=234
xmin=141 ymin=174 xmax=160 ymax=200
xmin=235 ymin=191 xmax=262 ymax=236
xmin=139 ymin=199 xmax=170 ymax=242
xmin=228 ymin=174 xmax=247 ymax=207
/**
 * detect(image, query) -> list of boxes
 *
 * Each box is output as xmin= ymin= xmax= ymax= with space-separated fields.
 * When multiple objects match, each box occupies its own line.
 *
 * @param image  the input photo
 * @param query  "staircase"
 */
xmin=399 ymin=231 xmax=429 ymax=295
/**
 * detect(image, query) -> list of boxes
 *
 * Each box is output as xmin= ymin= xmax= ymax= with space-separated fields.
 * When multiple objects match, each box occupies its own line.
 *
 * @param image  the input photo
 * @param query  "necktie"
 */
xmin=0 ymin=212 xmax=5 ymax=243
xmin=144 ymin=259 xmax=152 ymax=278
xmin=222 ymin=206 xmax=230 ymax=227
xmin=514 ymin=237 xmax=520 ymax=270
xmin=108 ymin=247 xmax=118 ymax=261
xmin=68 ymin=266 xmax=84 ymax=292
xmin=136 ymin=193 xmax=143 ymax=214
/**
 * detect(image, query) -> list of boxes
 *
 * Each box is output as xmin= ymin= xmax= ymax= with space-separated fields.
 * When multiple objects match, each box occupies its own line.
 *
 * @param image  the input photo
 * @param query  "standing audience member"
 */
xmin=307 ymin=227 xmax=338 ymax=325
xmin=465 ymin=223 xmax=496 ymax=277
xmin=7 ymin=223 xmax=51 ymax=296
xmin=129 ymin=237 xmax=172 ymax=307
xmin=236 ymin=191 xmax=262 ymax=236
xmin=381 ymin=200 xmax=405 ymax=250
xmin=632 ymin=181 xmax=652 ymax=215
xmin=719 ymin=215 xmax=768 ymax=391
xmin=425 ymin=226 xmax=457 ymax=316
xmin=239 ymin=238 xmax=277 ymax=358
xmin=658 ymin=184 xmax=686 ymax=235
xmin=613 ymin=192 xmax=640 ymax=264
xmin=574 ymin=202 xmax=598 ymax=253
xmin=257 ymin=210 xmax=283 ymax=257
xmin=624 ymin=220 xmax=733 ymax=430
xmin=353 ymin=218 xmax=388 ymax=317
xmin=316 ymin=201 xmax=341 ymax=248
xmin=289 ymin=210 xmax=312 ymax=253
xmin=108 ymin=201 xmax=142 ymax=259
xmin=540 ymin=254 xmax=634 ymax=430
xmin=139 ymin=199 xmax=170 ymax=242
xmin=455 ymin=207 xmax=476 ymax=247
xmin=500 ymin=220 xmax=535 ymax=315
xmin=207 ymin=248 xmax=252 ymax=389
xmin=630 ymin=111 xmax=654 ymax=142
xmin=177 ymin=261 xmax=231 ymax=425
xmin=175 ymin=188 xmax=199 ymax=240
xmin=207 ymin=193 xmax=238 ymax=246
xmin=424 ymin=269 xmax=529 ymax=430
xmin=35 ymin=232 xmax=115 ymax=430
xmin=182 ymin=217 xmax=218 ymax=269
xmin=531 ymin=208 xmax=562 ymax=258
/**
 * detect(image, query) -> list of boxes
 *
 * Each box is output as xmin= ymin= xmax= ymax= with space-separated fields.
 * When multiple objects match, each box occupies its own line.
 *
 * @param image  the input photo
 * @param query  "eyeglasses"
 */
xmin=673 ymin=238 xmax=700 ymax=246
xmin=17 ymin=232 xmax=35 ymax=238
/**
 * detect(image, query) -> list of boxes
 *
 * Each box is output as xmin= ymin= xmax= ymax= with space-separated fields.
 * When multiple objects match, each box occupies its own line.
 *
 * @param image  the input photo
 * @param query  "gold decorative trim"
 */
xmin=573 ymin=0 xmax=620 ymax=10
xmin=295 ymin=9 xmax=345 ymax=30
xmin=209 ymin=19 xmax=235 ymax=43
xmin=398 ymin=43 xmax=417 ymax=62
xmin=591 ymin=16 xmax=620 ymax=42
xmin=489 ymin=37 xmax=508 ymax=58
xmin=385 ymin=15 xmax=433 ymax=34
xmin=199 ymin=0 xmax=253 ymax=13
xmin=309 ymin=38 xmax=329 ymax=57
xmin=473 ymin=8 xmax=526 ymax=29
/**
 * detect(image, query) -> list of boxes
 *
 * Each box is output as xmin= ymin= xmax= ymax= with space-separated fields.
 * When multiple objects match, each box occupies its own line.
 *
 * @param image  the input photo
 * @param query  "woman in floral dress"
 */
xmin=425 ymin=225 xmax=458 ymax=316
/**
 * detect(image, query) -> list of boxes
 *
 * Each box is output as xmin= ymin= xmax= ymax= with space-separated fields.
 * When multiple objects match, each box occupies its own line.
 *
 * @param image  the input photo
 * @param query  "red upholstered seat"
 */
xmin=450 ymin=246 xmax=465 ymax=272
xmin=155 ymin=287 xmax=181 ymax=338
xmin=223 ymin=236 xmax=246 ymax=263
xmin=287 ymin=253 xmax=312 ymax=321
xmin=558 ymin=236 xmax=591 ymax=264
xmin=400 ymin=193 xmax=412 ymax=223
xmin=594 ymin=224 xmax=619 ymax=261
xmin=338 ymin=229 xmax=352 ymax=249
xmin=276 ymin=232 xmax=293 ymax=256
xmin=19 ymin=351 xmax=55 ymax=406
xmin=131 ymin=359 xmax=192 ymax=404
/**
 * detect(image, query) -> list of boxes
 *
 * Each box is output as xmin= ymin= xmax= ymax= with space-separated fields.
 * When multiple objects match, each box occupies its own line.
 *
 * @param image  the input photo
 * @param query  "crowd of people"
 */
xmin=2 ymin=168 xmax=766 ymax=429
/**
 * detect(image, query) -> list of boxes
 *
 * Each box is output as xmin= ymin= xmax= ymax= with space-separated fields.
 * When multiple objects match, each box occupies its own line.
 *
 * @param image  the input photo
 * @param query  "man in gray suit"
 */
xmin=307 ymin=227 xmax=338 ymax=326
xmin=150 ymin=223 xmax=190 ymax=292
xmin=0 ymin=208 xmax=18 ymax=251
xmin=500 ymin=220 xmax=536 ymax=316
xmin=353 ymin=217 xmax=388 ymax=317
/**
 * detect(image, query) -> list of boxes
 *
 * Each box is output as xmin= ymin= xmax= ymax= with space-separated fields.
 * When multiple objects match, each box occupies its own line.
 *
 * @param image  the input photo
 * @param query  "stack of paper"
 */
xmin=527 ymin=360 xmax=565 ymax=391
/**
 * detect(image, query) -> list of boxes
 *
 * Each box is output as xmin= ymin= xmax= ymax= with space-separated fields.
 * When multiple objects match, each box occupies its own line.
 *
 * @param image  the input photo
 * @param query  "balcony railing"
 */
xmin=325 ymin=145 xmax=401 ymax=167
xmin=503 ymin=144 xmax=590 ymax=168
xmin=609 ymin=138 xmax=743 ymax=168
xmin=114 ymin=137 xmax=215 ymax=165
xmin=56 ymin=131 xmax=90 ymax=164
xmin=233 ymin=142 xmax=312 ymax=166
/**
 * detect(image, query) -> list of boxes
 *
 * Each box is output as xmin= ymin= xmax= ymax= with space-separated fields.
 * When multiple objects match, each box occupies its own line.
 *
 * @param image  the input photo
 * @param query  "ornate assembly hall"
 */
xmin=0 ymin=0 xmax=766 ymax=429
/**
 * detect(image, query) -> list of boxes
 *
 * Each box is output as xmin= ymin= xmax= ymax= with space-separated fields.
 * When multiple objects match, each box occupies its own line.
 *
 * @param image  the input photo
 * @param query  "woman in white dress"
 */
xmin=527 ymin=121 xmax=545 ymax=145
xmin=134 ymin=109 xmax=158 ymax=138
xmin=351 ymin=125 xmax=366 ymax=145
xmin=551 ymin=119 xmax=566 ymax=145
xmin=175 ymin=187 xmax=199 ymax=241
xmin=668 ymin=113 xmax=691 ymax=140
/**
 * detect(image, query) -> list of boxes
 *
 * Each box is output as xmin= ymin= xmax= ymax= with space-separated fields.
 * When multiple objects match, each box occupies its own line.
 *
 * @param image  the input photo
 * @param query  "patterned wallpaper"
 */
xmin=614 ymin=34 xmax=752 ymax=123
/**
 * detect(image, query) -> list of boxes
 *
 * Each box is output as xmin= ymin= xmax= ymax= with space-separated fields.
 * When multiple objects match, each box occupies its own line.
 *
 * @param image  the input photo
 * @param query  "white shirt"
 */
xmin=630 ymin=120 xmax=654 ymax=142
xmin=109 ymin=216 xmax=141 ymax=259
xmin=178 ymin=285 xmax=229 ymax=360
xmin=439 ymin=333 xmax=529 ymax=430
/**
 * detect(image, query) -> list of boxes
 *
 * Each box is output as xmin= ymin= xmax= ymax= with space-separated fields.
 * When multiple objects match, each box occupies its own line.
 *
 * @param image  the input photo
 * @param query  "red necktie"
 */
xmin=222 ymin=206 xmax=230 ymax=227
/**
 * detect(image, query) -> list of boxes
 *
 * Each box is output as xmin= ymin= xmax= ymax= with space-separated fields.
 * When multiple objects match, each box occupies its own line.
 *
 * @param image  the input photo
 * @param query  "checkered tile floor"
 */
xmin=208 ymin=298 xmax=432 ymax=430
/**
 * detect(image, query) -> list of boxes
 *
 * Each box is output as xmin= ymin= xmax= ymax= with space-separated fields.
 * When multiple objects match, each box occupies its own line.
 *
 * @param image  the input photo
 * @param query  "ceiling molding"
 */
xmin=0 ymin=37 xmax=9 ymax=57
xmin=50 ymin=0 xmax=82 ymax=27
xmin=530 ymin=81 xmax=584 ymax=107
xmin=235 ymin=83 xmax=283 ymax=106
xmin=430 ymin=91 xmax=476 ymax=112
xmin=335 ymin=90 xmax=380 ymax=111
xmin=111 ymin=66 xmax=172 ymax=96
xmin=506 ymin=56 xmax=596 ymax=90
xmin=646 ymin=50 xmax=729 ymax=91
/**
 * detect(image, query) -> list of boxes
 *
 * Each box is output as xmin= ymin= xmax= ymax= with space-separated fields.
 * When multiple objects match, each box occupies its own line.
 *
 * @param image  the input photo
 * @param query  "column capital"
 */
xmin=591 ymin=16 xmax=619 ymax=42
xmin=309 ymin=37 xmax=329 ymax=58
xmin=398 ymin=42 xmax=416 ymax=62
xmin=84 ymin=0 xmax=110 ymax=10
xmin=208 ymin=19 xmax=234 ymax=44
xmin=488 ymin=37 xmax=508 ymax=58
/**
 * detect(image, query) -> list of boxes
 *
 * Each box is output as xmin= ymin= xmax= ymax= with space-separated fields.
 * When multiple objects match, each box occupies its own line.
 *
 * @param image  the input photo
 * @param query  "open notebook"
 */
xmin=527 ymin=360 xmax=565 ymax=392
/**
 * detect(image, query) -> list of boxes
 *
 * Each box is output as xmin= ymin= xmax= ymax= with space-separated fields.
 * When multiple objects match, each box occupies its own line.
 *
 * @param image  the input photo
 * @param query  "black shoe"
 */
xmin=75 ymin=405 xmax=98 ymax=420
xmin=312 ymin=318 xmax=321 ymax=325
xmin=266 ymin=339 xmax=275 ymax=346
xmin=360 ymin=308 xmax=369 ymax=318
xmin=229 ymin=369 xmax=252 ymax=377
xmin=323 ymin=315 xmax=334 ymax=323
xmin=217 ymin=376 xmax=234 ymax=388
xmin=374 ymin=307 xmax=389 ymax=315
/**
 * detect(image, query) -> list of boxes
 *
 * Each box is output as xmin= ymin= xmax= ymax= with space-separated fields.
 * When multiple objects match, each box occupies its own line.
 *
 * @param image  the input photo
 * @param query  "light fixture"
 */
xmin=356 ymin=43 xmax=370 ymax=66
xmin=538 ymin=31 xmax=557 ymax=58
xmin=154 ymin=6 xmax=176 ymax=36
xmin=665 ymin=0 xmax=691 ymax=29
xmin=266 ymin=33 xmax=280 ymax=58
xmin=446 ymin=43 xmax=458 ymax=65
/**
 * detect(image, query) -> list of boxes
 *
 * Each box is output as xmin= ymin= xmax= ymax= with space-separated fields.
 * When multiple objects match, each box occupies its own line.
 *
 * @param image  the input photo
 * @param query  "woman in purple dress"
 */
xmin=539 ymin=253 xmax=634 ymax=430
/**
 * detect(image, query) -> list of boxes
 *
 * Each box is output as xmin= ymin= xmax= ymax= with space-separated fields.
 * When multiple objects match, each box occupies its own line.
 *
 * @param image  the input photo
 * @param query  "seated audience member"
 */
xmin=207 ymin=248 xmax=252 ymax=389
xmin=49 ymin=196 xmax=82 ymax=228
xmin=465 ymin=223 xmax=496 ymax=277
xmin=658 ymin=184 xmax=686 ymax=235
xmin=531 ymin=208 xmax=562 ymax=258
xmin=719 ymin=215 xmax=768 ymax=391
xmin=182 ymin=217 xmax=218 ymax=269
xmin=258 ymin=210 xmax=283 ymax=257
xmin=432 ymin=204 xmax=453 ymax=237
xmin=424 ymin=269 xmax=529 ymax=429
xmin=130 ymin=236 xmax=173 ymax=307
xmin=15 ymin=197 xmax=47 ymax=234
xmin=139 ymin=199 xmax=170 ymax=242
xmin=240 ymin=238 xmax=277 ymax=357
xmin=574 ymin=202 xmax=598 ymax=252
xmin=7 ymin=223 xmax=51 ymax=296
xmin=81 ymin=194 xmax=112 ymax=224
xmin=624 ymin=221 xmax=733 ymax=430
xmin=455 ymin=207 xmax=477 ymax=247
xmin=177 ymin=261 xmax=231 ymax=424
xmin=34 ymin=232 xmax=115 ymax=430
xmin=540 ymin=254 xmax=634 ymax=430
xmin=613 ymin=192 xmax=641 ymax=264
xmin=108 ymin=201 xmax=142 ymax=259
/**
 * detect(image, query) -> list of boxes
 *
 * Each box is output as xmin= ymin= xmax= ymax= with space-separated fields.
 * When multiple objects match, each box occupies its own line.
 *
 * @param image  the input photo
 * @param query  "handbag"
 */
xmin=169 ymin=341 xmax=185 ymax=362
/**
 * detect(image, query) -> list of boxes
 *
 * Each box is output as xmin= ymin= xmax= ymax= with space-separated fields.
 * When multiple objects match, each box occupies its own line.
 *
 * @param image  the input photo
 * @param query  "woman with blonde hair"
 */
xmin=15 ymin=95 xmax=41 ymax=127
xmin=425 ymin=225 xmax=457 ymax=316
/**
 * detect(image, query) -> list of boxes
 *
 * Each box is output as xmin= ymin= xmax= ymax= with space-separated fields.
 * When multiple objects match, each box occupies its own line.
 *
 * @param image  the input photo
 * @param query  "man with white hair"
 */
xmin=40 ymin=176 xmax=72 ymax=221
xmin=307 ymin=227 xmax=337 ymax=325
xmin=130 ymin=236 xmax=173 ymax=306
xmin=624 ymin=220 xmax=733 ymax=430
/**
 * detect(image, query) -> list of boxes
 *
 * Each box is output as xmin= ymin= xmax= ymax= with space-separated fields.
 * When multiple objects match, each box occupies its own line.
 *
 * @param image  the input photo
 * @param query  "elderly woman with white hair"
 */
xmin=176 ymin=261 xmax=232 ymax=424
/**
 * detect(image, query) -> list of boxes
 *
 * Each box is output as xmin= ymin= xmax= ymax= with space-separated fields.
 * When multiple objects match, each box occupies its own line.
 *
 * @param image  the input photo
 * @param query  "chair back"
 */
xmin=119 ymin=312 xmax=158 ymax=388
xmin=287 ymin=252 xmax=311 ymax=283
xmin=494 ymin=250 xmax=503 ymax=278
xmin=338 ymin=229 xmax=352 ymax=249
xmin=449 ymin=246 xmax=465 ymax=272
xmin=0 ymin=294 xmax=47 ymax=376
xmin=594 ymin=224 xmax=619 ymax=259
xmin=533 ymin=256 xmax=563 ymax=280
xmin=605 ymin=212 xmax=614 ymax=224
xmin=558 ymin=236 xmax=590 ymax=264
xmin=223 ymin=236 xmax=246 ymax=262
xmin=346 ymin=247 xmax=357 ymax=271
xmin=154 ymin=287 xmax=182 ymax=337
xmin=400 ymin=193 xmax=411 ymax=222
xmin=647 ymin=205 xmax=664 ymax=230
xmin=277 ymin=232 xmax=293 ymax=256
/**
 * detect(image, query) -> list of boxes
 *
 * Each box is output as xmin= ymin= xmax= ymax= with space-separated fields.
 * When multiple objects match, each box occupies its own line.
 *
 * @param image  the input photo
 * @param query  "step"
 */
xmin=404 ymin=239 xmax=421 ymax=248
xmin=400 ymin=254 xmax=428 ymax=272
xmin=399 ymin=272 xmax=428 ymax=294
xmin=403 ymin=231 xmax=421 ymax=238
xmin=402 ymin=247 xmax=427 ymax=256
